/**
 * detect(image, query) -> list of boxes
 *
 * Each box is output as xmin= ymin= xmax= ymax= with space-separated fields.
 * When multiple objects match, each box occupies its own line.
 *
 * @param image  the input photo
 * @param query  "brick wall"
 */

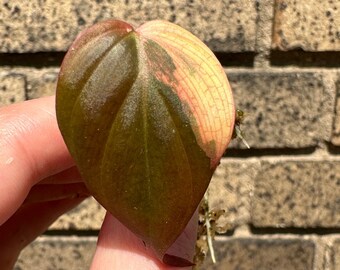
xmin=1 ymin=0 xmax=339 ymax=269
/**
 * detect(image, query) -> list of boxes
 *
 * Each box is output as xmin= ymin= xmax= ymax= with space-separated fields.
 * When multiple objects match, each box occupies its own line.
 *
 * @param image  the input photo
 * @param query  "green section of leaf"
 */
xmin=95 ymin=74 xmax=213 ymax=257
xmin=56 ymin=20 xmax=219 ymax=266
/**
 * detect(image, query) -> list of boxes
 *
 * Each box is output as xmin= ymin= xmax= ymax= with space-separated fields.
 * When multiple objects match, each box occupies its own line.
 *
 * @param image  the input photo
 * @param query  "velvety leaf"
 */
xmin=56 ymin=19 xmax=234 ymax=266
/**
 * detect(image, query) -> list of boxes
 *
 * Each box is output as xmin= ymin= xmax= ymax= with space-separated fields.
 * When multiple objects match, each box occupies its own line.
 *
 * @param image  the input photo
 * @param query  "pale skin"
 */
xmin=0 ymin=96 xmax=197 ymax=269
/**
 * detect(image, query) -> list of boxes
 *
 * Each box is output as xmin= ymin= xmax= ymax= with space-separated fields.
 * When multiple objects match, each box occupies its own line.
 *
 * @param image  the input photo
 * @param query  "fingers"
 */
xmin=90 ymin=212 xmax=197 ymax=270
xmin=0 ymin=96 xmax=74 ymax=225
xmin=91 ymin=213 xmax=163 ymax=270
xmin=23 ymin=183 xmax=89 ymax=205
xmin=0 ymin=197 xmax=86 ymax=269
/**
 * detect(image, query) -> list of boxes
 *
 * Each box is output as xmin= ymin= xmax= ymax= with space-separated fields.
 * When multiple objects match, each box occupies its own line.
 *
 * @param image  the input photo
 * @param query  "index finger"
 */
xmin=0 ymin=96 xmax=74 ymax=225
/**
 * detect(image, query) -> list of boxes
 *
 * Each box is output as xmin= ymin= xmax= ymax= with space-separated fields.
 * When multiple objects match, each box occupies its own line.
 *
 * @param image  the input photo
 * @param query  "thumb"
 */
xmin=90 ymin=211 xmax=198 ymax=270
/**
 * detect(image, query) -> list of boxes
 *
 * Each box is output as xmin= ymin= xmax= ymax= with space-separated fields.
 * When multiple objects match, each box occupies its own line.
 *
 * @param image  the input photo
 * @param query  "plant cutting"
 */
xmin=56 ymin=19 xmax=235 ymax=267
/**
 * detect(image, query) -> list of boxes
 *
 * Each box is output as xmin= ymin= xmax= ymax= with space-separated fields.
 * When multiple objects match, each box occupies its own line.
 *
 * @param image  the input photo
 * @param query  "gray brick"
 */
xmin=50 ymin=197 xmax=105 ymax=230
xmin=199 ymin=236 xmax=315 ymax=270
xmin=26 ymin=71 xmax=58 ymax=99
xmin=332 ymin=77 xmax=340 ymax=146
xmin=207 ymin=158 xmax=259 ymax=229
xmin=15 ymin=236 xmax=96 ymax=270
xmin=227 ymin=71 xmax=334 ymax=149
xmin=272 ymin=0 xmax=340 ymax=51
xmin=252 ymin=159 xmax=340 ymax=227
xmin=0 ymin=73 xmax=26 ymax=106
xmin=1 ymin=68 xmax=59 ymax=100
xmin=254 ymin=0 xmax=275 ymax=67
xmin=0 ymin=0 xmax=257 ymax=53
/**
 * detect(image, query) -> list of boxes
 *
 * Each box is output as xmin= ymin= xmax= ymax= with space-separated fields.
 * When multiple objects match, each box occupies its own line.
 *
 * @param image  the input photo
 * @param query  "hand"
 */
xmin=0 ymin=96 xmax=197 ymax=269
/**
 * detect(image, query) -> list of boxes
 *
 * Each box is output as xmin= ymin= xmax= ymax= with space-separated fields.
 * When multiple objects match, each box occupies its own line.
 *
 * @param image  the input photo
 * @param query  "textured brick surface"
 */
xmin=332 ymin=77 xmax=340 ymax=145
xmin=15 ymin=236 xmax=96 ymax=270
xmin=227 ymin=71 xmax=334 ymax=149
xmin=252 ymin=159 xmax=340 ymax=227
xmin=208 ymin=158 xmax=259 ymax=229
xmin=200 ymin=236 xmax=315 ymax=270
xmin=26 ymin=71 xmax=58 ymax=99
xmin=272 ymin=0 xmax=340 ymax=51
xmin=50 ymin=197 xmax=105 ymax=230
xmin=0 ymin=0 xmax=256 ymax=53
xmin=0 ymin=73 xmax=26 ymax=106
xmin=254 ymin=0 xmax=275 ymax=67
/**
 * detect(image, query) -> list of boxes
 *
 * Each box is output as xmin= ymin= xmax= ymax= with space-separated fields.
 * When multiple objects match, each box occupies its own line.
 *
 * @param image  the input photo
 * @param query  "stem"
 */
xmin=204 ymin=193 xmax=216 ymax=264
xmin=235 ymin=126 xmax=250 ymax=149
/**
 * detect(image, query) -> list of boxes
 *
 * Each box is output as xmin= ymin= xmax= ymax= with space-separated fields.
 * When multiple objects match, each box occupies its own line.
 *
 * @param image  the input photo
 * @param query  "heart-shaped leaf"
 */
xmin=56 ymin=19 xmax=234 ymax=266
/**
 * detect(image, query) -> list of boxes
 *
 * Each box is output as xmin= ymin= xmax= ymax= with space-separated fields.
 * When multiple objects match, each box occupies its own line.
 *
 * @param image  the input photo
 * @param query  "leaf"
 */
xmin=56 ymin=19 xmax=235 ymax=266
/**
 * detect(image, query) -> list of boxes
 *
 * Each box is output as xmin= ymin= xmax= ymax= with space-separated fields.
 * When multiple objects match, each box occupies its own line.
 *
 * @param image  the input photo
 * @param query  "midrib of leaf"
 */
xmin=141 ymin=76 xmax=151 ymax=214
xmin=138 ymin=37 xmax=152 ymax=226
xmin=96 ymin=33 xmax=152 ymax=223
